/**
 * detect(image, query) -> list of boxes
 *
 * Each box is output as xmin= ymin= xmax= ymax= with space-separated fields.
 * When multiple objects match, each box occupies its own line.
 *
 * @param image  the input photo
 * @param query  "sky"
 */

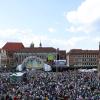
xmin=0 ymin=0 xmax=100 ymax=51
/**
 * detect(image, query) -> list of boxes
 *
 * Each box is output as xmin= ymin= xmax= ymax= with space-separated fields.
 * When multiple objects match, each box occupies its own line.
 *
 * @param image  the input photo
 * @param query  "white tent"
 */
xmin=10 ymin=72 xmax=25 ymax=83
xmin=43 ymin=64 xmax=52 ymax=71
xmin=10 ymin=72 xmax=25 ymax=77
xmin=16 ymin=64 xmax=23 ymax=71
xmin=78 ymin=69 xmax=97 ymax=72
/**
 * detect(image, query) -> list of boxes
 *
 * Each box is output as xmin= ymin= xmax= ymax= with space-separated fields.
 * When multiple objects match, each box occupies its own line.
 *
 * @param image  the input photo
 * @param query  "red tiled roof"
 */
xmin=2 ymin=42 xmax=25 ymax=51
xmin=68 ymin=49 xmax=99 ymax=54
xmin=59 ymin=50 xmax=66 ymax=54
xmin=15 ymin=47 xmax=57 ymax=53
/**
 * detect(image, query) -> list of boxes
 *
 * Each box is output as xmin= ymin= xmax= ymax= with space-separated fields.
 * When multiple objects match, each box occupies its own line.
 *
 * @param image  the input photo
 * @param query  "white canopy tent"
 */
xmin=43 ymin=64 xmax=52 ymax=71
xmin=10 ymin=72 xmax=25 ymax=83
xmin=16 ymin=64 xmax=23 ymax=71
xmin=78 ymin=69 xmax=97 ymax=72
xmin=10 ymin=72 xmax=25 ymax=77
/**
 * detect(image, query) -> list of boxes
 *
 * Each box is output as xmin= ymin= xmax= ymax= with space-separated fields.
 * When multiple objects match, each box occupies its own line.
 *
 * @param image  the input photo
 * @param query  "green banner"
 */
xmin=47 ymin=54 xmax=54 ymax=61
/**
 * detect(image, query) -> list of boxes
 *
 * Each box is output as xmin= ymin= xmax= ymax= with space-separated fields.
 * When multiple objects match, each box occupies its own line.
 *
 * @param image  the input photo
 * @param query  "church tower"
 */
xmin=39 ymin=41 xmax=42 ymax=47
xmin=30 ymin=42 xmax=34 ymax=48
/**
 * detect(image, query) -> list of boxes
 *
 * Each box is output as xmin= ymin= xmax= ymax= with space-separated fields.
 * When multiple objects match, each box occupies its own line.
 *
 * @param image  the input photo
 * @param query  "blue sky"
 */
xmin=0 ymin=0 xmax=100 ymax=51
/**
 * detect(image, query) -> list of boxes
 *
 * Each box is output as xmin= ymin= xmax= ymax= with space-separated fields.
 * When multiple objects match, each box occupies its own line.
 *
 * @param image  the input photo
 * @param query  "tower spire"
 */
xmin=39 ymin=41 xmax=42 ymax=47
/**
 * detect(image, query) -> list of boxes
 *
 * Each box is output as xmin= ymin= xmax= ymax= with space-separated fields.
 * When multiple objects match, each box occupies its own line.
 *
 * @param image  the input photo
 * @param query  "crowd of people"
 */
xmin=0 ymin=69 xmax=100 ymax=100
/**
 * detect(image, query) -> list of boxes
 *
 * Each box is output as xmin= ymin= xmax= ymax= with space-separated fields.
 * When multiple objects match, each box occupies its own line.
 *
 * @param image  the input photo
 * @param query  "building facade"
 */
xmin=1 ymin=42 xmax=66 ymax=67
xmin=13 ymin=47 xmax=66 ymax=65
xmin=13 ymin=47 xmax=57 ymax=65
xmin=2 ymin=42 xmax=25 ymax=67
xmin=67 ymin=49 xmax=99 ymax=68
xmin=0 ymin=49 xmax=7 ymax=67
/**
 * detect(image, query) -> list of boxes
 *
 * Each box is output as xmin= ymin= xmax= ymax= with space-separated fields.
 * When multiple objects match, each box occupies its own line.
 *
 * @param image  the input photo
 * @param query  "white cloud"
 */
xmin=66 ymin=0 xmax=100 ymax=33
xmin=92 ymin=37 xmax=100 ymax=43
xmin=0 ymin=28 xmax=99 ymax=51
xmin=0 ymin=28 xmax=48 ymax=47
xmin=49 ymin=36 xmax=89 ymax=51
xmin=66 ymin=25 xmax=92 ymax=33
xmin=67 ymin=0 xmax=100 ymax=24
xmin=67 ymin=36 xmax=88 ymax=46
xmin=48 ymin=28 xmax=55 ymax=33
xmin=0 ymin=29 xmax=18 ymax=37
xmin=0 ymin=28 xmax=87 ymax=51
